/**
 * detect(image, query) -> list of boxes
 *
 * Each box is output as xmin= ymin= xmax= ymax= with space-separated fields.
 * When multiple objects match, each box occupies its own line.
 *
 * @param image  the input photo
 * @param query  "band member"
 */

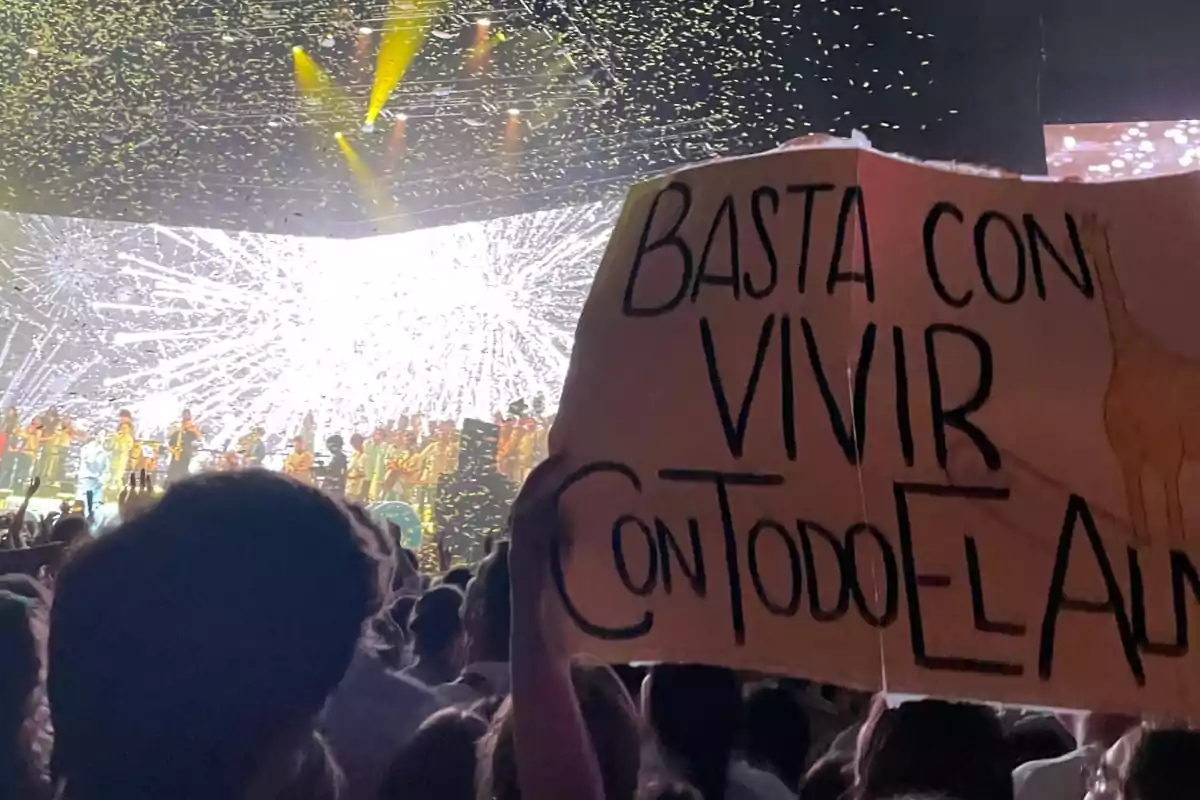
xmin=17 ymin=417 xmax=41 ymax=486
xmin=283 ymin=436 xmax=314 ymax=485
xmin=106 ymin=411 xmax=136 ymax=498
xmin=39 ymin=415 xmax=77 ymax=488
xmin=317 ymin=434 xmax=348 ymax=495
xmin=166 ymin=409 xmax=203 ymax=486
xmin=380 ymin=428 xmax=420 ymax=502
xmin=365 ymin=426 xmax=389 ymax=501
xmin=217 ymin=451 xmax=242 ymax=471
xmin=298 ymin=411 xmax=316 ymax=454
xmin=0 ymin=406 xmax=21 ymax=488
xmin=238 ymin=427 xmax=267 ymax=468
xmin=346 ymin=433 xmax=368 ymax=501
xmin=77 ymin=431 xmax=110 ymax=506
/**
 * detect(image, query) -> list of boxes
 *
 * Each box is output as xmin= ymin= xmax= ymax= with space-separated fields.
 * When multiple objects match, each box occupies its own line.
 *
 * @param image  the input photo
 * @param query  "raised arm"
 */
xmin=6 ymin=476 xmax=40 ymax=548
xmin=509 ymin=456 xmax=605 ymax=800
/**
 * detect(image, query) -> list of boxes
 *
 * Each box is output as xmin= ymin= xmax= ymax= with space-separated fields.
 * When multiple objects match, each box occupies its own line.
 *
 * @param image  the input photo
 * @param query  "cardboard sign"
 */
xmin=548 ymin=144 xmax=1200 ymax=718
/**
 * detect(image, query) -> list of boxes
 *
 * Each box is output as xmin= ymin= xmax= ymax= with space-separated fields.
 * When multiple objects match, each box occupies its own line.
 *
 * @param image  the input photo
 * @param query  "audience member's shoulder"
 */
xmin=727 ymin=760 xmax=798 ymax=800
xmin=1012 ymin=745 xmax=1100 ymax=800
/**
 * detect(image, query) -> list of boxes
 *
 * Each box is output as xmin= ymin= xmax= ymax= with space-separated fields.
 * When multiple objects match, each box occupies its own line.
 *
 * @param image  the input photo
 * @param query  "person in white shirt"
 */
xmin=322 ymin=646 xmax=443 ymax=800
xmin=437 ymin=543 xmax=512 ymax=705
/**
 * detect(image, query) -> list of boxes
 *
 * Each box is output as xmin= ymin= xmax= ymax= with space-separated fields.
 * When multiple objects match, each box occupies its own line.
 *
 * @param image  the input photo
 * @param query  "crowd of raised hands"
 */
xmin=1 ymin=463 xmax=1198 ymax=800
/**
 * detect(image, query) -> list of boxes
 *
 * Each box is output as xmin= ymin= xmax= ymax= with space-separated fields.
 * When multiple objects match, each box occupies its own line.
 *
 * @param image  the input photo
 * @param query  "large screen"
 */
xmin=0 ymin=201 xmax=618 ymax=448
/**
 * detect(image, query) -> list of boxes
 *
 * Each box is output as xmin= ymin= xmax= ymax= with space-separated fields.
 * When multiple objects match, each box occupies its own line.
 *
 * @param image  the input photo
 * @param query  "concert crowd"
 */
xmin=0 ymin=439 xmax=1197 ymax=800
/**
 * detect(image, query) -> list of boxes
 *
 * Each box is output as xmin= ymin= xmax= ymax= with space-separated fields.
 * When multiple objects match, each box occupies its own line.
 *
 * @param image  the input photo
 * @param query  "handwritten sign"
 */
xmin=549 ymin=144 xmax=1200 ymax=718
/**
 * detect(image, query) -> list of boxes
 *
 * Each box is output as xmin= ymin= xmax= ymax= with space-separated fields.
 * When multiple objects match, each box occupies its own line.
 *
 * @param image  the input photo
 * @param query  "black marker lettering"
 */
xmin=747 ymin=519 xmax=803 ymax=617
xmin=1058 ymin=213 xmax=1097 ymax=298
xmin=827 ymin=186 xmax=875 ymax=301
xmin=893 ymin=326 xmax=915 ymax=467
xmin=965 ymin=536 xmax=1025 ymax=636
xmin=786 ymin=183 xmax=835 ymax=293
xmin=894 ymin=482 xmax=1023 ymax=675
xmin=1038 ymin=494 xmax=1143 ymax=685
xmin=550 ymin=461 xmax=653 ymax=640
xmin=655 ymin=518 xmax=708 ymax=597
xmin=923 ymin=202 xmax=972 ymax=308
xmin=692 ymin=194 xmax=742 ymax=302
xmin=622 ymin=182 xmax=694 ymax=317
xmin=974 ymin=211 xmax=1026 ymax=304
xmin=612 ymin=515 xmax=658 ymax=596
xmin=1163 ymin=551 xmax=1200 ymax=655
xmin=1026 ymin=213 xmax=1095 ymax=300
xmin=845 ymin=522 xmax=899 ymax=628
xmin=1128 ymin=546 xmax=1181 ymax=656
xmin=802 ymin=318 xmax=876 ymax=465
xmin=780 ymin=315 xmax=797 ymax=461
xmin=747 ymin=186 xmax=780 ymax=299
xmin=925 ymin=323 xmax=1001 ymax=472
xmin=659 ymin=469 xmax=785 ymax=645
xmin=701 ymin=315 xmax=775 ymax=459
xmin=796 ymin=519 xmax=851 ymax=622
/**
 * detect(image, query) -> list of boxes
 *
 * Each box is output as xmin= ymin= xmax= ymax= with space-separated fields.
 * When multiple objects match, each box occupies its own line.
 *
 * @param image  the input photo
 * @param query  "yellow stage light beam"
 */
xmin=293 ymin=45 xmax=358 ymax=131
xmin=335 ymin=131 xmax=399 ymax=219
xmin=366 ymin=0 xmax=447 ymax=126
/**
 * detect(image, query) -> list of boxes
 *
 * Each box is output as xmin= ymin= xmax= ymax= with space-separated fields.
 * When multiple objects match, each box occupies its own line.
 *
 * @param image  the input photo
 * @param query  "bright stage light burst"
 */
xmin=0 ymin=203 xmax=618 ymax=444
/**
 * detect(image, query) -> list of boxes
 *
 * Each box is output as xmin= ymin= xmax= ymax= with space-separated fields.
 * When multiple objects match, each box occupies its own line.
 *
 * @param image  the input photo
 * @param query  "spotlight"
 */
xmin=508 ymin=108 xmax=521 ymax=117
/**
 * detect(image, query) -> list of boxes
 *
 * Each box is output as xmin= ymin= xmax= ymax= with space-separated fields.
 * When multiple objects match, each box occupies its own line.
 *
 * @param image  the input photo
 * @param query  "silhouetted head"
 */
xmin=644 ymin=664 xmax=741 ymax=800
xmin=49 ymin=470 xmax=383 ymax=798
xmin=440 ymin=566 xmax=473 ymax=592
xmin=854 ymin=697 xmax=1011 ymax=800
xmin=0 ymin=589 xmax=49 ymax=800
xmin=1120 ymin=727 xmax=1200 ymax=800
xmin=464 ymin=542 xmax=510 ymax=663
xmin=744 ymin=682 xmax=811 ymax=790
xmin=409 ymin=585 xmax=465 ymax=666
xmin=480 ymin=663 xmax=639 ymax=800
xmin=381 ymin=708 xmax=486 ymax=800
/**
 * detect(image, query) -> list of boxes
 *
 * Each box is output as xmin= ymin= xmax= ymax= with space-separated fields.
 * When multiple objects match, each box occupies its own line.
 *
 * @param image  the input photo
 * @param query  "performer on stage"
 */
xmin=365 ymin=426 xmax=389 ymax=501
xmin=380 ymin=428 xmax=420 ymax=502
xmin=238 ymin=427 xmax=267 ymax=468
xmin=0 ymin=406 xmax=21 ymax=489
xmin=317 ymin=434 xmax=348 ymax=495
xmin=283 ymin=436 xmax=314 ymax=485
xmin=39 ymin=415 xmax=77 ymax=489
xmin=166 ymin=409 xmax=203 ymax=486
xmin=17 ymin=418 xmax=41 ymax=486
xmin=106 ymin=410 xmax=136 ymax=499
xmin=77 ymin=431 xmax=110 ymax=507
xmin=298 ymin=411 xmax=316 ymax=454
xmin=346 ymin=433 xmax=367 ymax=501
